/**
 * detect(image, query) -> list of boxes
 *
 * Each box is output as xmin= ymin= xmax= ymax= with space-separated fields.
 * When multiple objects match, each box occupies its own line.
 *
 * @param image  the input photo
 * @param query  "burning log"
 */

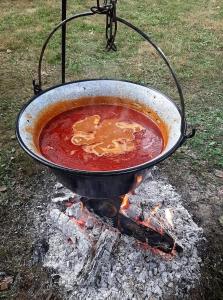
xmin=118 ymin=214 xmax=183 ymax=254
xmin=80 ymin=198 xmax=183 ymax=254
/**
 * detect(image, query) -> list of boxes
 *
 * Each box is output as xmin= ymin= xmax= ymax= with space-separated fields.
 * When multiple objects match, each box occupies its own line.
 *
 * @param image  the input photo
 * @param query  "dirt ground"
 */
xmin=0 ymin=159 xmax=222 ymax=299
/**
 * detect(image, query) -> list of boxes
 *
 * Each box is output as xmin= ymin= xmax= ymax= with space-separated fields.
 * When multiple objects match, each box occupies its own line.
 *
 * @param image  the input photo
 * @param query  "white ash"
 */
xmin=44 ymin=170 xmax=203 ymax=300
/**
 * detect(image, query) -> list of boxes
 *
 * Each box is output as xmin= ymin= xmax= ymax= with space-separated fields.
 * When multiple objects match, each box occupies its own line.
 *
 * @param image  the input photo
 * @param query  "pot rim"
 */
xmin=16 ymin=78 xmax=186 ymax=176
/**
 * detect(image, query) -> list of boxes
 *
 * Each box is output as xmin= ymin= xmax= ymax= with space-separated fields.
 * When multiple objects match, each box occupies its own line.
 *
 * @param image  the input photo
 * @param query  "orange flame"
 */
xmin=131 ymin=175 xmax=143 ymax=194
xmin=121 ymin=194 xmax=130 ymax=210
xmin=136 ymin=175 xmax=143 ymax=186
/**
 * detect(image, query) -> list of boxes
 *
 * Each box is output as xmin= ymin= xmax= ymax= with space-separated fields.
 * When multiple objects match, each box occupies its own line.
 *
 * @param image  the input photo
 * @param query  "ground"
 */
xmin=0 ymin=0 xmax=222 ymax=299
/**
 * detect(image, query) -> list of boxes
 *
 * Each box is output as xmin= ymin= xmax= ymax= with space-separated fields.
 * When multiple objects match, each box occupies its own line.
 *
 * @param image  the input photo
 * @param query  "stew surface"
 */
xmin=39 ymin=104 xmax=164 ymax=171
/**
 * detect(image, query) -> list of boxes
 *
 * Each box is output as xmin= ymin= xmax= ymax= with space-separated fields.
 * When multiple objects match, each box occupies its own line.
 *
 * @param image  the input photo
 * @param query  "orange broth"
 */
xmin=39 ymin=102 xmax=165 ymax=171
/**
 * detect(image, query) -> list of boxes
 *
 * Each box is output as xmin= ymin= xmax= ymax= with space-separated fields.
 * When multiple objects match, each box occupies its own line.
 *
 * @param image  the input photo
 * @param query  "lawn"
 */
xmin=0 ymin=0 xmax=222 ymax=299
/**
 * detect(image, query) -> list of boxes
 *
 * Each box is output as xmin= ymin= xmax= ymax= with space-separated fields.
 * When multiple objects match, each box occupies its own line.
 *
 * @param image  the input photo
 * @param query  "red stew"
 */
xmin=39 ymin=104 xmax=164 ymax=171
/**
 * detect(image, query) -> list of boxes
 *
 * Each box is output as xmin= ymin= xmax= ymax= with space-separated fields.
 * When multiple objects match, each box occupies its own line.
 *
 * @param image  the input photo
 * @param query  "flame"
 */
xmin=165 ymin=208 xmax=174 ymax=228
xmin=131 ymin=175 xmax=143 ymax=195
xmin=136 ymin=175 xmax=143 ymax=186
xmin=121 ymin=194 xmax=130 ymax=210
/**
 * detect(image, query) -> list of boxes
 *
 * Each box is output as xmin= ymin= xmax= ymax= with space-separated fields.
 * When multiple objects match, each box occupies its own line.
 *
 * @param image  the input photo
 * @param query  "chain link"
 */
xmin=91 ymin=0 xmax=117 ymax=51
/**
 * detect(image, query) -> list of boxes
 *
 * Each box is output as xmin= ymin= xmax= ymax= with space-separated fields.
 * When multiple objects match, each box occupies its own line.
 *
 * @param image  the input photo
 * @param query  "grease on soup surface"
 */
xmin=71 ymin=115 xmax=145 ymax=156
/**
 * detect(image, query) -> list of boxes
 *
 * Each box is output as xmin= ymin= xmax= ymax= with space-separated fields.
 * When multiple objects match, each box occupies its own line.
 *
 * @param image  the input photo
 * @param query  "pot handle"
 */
xmin=116 ymin=17 xmax=196 ymax=139
xmin=33 ymin=11 xmax=195 ymax=139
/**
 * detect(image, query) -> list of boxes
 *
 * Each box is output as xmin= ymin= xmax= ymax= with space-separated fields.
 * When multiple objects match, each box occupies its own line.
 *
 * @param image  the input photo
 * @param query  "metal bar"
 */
xmin=37 ymin=10 xmax=187 ymax=137
xmin=61 ymin=0 xmax=67 ymax=83
xmin=38 ymin=11 xmax=95 ymax=89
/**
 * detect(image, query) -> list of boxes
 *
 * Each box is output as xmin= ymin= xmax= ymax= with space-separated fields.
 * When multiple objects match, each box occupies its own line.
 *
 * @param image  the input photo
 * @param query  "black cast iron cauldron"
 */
xmin=16 ymin=8 xmax=195 ymax=199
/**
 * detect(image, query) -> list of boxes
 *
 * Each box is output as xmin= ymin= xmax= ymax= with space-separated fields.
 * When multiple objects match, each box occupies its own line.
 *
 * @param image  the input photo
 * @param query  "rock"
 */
xmin=0 ymin=272 xmax=6 ymax=279
xmin=0 ymin=186 xmax=7 ymax=192
xmin=219 ymin=215 xmax=223 ymax=227
xmin=10 ymin=135 xmax=16 ymax=140
xmin=55 ymin=182 xmax=63 ymax=190
xmin=0 ymin=276 xmax=13 ymax=291
xmin=214 ymin=169 xmax=223 ymax=178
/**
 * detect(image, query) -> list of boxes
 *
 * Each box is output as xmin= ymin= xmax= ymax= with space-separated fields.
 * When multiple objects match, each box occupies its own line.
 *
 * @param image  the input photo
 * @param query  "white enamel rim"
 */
xmin=16 ymin=79 xmax=185 ymax=175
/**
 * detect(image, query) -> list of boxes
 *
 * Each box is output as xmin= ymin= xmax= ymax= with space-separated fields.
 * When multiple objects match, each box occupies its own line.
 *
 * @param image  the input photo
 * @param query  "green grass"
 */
xmin=0 ymin=0 xmax=222 ymax=184
xmin=0 ymin=1 xmax=222 ymax=299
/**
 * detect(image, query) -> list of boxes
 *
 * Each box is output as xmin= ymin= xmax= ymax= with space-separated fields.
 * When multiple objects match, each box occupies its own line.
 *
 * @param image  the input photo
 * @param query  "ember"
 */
xmin=77 ymin=177 xmax=183 ymax=254
xmin=51 ymin=177 xmax=183 ymax=254
xmin=45 ymin=170 xmax=203 ymax=299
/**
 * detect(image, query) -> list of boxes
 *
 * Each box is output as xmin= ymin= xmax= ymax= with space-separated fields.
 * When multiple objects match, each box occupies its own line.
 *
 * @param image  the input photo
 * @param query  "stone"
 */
xmin=0 ymin=186 xmax=7 ymax=192
xmin=214 ymin=169 xmax=223 ymax=178
xmin=219 ymin=215 xmax=223 ymax=227
xmin=0 ymin=276 xmax=13 ymax=291
xmin=55 ymin=182 xmax=63 ymax=189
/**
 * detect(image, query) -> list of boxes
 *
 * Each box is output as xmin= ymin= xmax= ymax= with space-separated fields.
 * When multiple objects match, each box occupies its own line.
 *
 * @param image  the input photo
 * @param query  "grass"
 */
xmin=0 ymin=0 xmax=222 ymax=177
xmin=0 ymin=0 xmax=222 ymax=298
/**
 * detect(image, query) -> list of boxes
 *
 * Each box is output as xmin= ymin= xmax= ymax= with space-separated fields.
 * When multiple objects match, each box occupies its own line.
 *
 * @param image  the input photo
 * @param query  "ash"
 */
xmin=44 ymin=169 xmax=203 ymax=300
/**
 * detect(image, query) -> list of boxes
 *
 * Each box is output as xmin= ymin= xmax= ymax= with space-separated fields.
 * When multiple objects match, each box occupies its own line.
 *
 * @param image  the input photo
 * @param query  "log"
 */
xmin=118 ymin=214 xmax=183 ymax=253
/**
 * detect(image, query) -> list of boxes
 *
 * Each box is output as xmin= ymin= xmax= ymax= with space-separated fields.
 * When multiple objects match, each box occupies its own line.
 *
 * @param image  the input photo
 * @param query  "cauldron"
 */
xmin=16 ymin=79 xmax=193 ymax=198
xmin=16 ymin=6 xmax=195 ymax=199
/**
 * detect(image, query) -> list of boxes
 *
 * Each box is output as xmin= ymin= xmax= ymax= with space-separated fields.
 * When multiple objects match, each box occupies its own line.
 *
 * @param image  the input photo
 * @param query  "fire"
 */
xmin=130 ymin=175 xmax=144 ymax=195
xmin=136 ymin=175 xmax=143 ymax=187
xmin=165 ymin=208 xmax=174 ymax=228
xmin=121 ymin=194 xmax=130 ymax=210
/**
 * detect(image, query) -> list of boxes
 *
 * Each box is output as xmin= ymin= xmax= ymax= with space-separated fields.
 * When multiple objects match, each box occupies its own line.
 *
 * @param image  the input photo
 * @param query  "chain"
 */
xmin=91 ymin=0 xmax=118 ymax=51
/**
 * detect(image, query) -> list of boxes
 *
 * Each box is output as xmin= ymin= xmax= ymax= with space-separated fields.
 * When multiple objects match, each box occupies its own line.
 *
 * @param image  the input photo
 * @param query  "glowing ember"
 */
xmin=135 ymin=241 xmax=175 ymax=260
xmin=121 ymin=194 xmax=130 ymax=210
xmin=76 ymin=219 xmax=86 ymax=227
xmin=165 ymin=208 xmax=174 ymax=228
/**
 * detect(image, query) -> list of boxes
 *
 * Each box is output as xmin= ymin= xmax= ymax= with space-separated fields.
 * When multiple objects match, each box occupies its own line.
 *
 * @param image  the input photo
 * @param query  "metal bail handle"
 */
xmin=33 ymin=6 xmax=195 ymax=140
